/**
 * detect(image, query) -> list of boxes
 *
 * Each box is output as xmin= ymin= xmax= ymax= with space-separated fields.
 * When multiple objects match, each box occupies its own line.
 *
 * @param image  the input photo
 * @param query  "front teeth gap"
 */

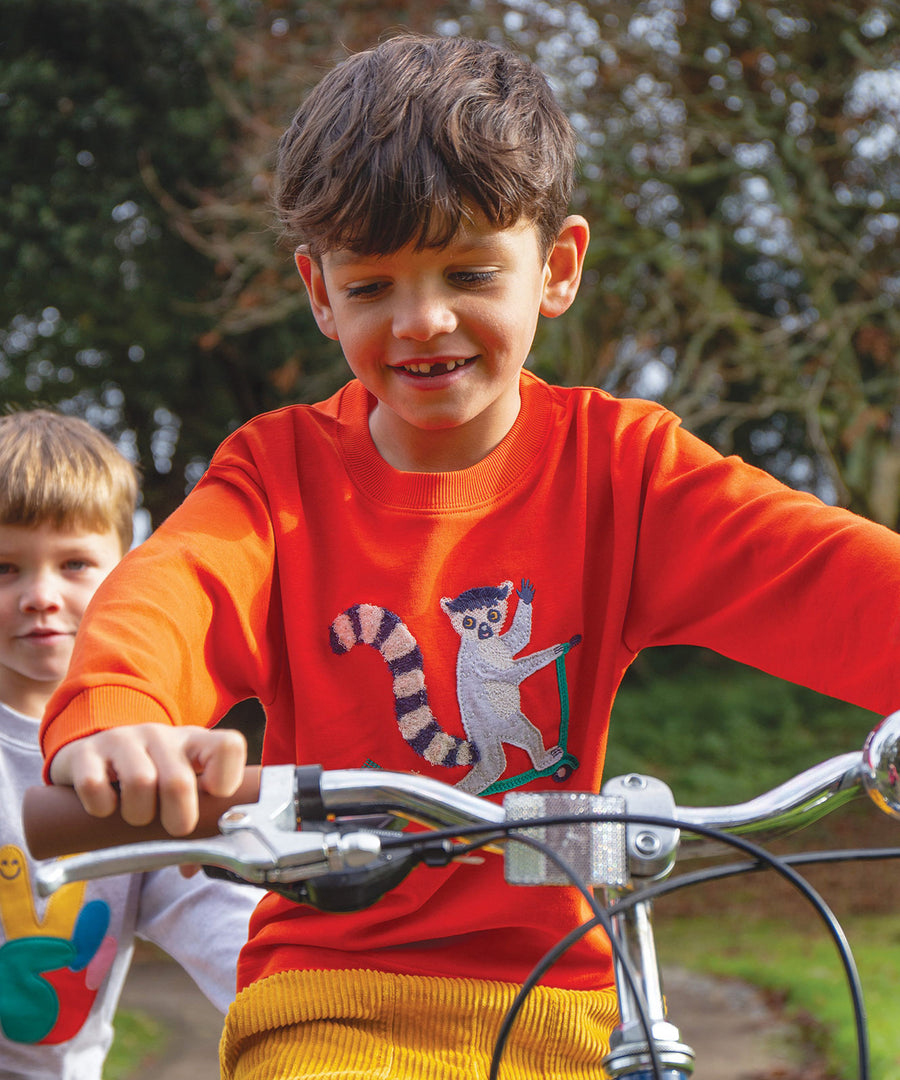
xmin=404 ymin=358 xmax=468 ymax=374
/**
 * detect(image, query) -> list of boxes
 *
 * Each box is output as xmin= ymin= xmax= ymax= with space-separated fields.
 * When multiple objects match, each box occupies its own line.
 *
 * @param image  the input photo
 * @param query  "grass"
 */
xmin=606 ymin=646 xmax=880 ymax=805
xmin=609 ymin=647 xmax=900 ymax=1078
xmin=655 ymin=909 xmax=900 ymax=1079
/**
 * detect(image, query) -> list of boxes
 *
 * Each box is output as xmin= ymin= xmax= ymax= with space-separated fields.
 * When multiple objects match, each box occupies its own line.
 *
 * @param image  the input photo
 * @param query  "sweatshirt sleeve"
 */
xmin=622 ymin=411 xmax=900 ymax=714
xmin=40 ymin=446 xmax=282 ymax=773
xmin=135 ymin=867 xmax=259 ymax=1014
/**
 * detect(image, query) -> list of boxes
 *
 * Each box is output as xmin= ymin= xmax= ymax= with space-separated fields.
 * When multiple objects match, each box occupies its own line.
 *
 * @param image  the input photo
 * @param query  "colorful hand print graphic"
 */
xmin=0 ymin=846 xmax=117 ymax=1044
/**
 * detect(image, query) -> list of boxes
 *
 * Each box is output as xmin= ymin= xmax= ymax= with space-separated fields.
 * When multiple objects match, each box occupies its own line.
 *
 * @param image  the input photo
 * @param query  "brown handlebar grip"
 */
xmin=22 ymin=766 xmax=263 ymax=860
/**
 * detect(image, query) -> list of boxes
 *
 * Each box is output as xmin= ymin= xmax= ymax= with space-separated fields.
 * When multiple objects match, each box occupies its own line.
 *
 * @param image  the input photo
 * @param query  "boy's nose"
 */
xmin=20 ymin=574 xmax=63 ymax=613
xmin=391 ymin=290 xmax=457 ymax=341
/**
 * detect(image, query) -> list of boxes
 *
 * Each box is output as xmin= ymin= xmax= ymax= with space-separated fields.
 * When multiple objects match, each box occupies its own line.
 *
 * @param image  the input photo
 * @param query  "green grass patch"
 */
xmin=102 ymin=1009 xmax=167 ymax=1080
xmin=656 ymin=910 xmax=900 ymax=1079
xmin=607 ymin=648 xmax=900 ymax=1077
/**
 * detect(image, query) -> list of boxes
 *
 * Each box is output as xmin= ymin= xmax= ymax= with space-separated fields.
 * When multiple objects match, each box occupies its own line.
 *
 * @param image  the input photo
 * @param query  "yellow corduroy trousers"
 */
xmin=220 ymin=968 xmax=619 ymax=1079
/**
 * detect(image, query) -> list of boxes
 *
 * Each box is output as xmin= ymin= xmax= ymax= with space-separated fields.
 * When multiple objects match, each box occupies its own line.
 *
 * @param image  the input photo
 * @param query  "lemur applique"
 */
xmin=329 ymin=579 xmax=580 ymax=794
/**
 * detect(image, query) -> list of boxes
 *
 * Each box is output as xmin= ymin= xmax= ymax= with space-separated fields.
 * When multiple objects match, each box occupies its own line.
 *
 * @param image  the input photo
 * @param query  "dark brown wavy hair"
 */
xmin=274 ymin=34 xmax=576 ymax=261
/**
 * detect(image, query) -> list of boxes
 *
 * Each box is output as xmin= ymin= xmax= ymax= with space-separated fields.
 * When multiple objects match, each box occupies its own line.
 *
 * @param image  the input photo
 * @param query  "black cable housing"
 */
xmin=379 ymin=815 xmax=900 ymax=1080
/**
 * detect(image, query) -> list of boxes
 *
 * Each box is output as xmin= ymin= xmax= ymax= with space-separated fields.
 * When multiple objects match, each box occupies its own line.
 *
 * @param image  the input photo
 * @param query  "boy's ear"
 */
xmin=295 ymin=248 xmax=340 ymax=341
xmin=539 ymin=215 xmax=590 ymax=319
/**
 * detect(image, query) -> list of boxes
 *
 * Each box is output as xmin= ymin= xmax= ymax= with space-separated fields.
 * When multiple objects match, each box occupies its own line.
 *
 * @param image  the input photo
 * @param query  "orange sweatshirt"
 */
xmin=42 ymin=371 xmax=900 ymax=993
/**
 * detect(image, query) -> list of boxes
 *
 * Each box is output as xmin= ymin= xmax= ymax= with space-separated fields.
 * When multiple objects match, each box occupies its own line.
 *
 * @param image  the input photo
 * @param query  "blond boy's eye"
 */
xmin=0 ymin=563 xmax=15 ymax=576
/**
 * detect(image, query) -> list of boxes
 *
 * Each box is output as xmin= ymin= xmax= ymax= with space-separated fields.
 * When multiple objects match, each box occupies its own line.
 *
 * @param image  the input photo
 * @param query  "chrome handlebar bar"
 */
xmin=26 ymin=710 xmax=900 ymax=898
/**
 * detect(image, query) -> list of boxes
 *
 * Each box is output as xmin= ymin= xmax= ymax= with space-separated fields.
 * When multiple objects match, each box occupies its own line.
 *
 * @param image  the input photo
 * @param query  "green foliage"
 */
xmin=3 ymin=0 xmax=899 ymax=529
xmin=1 ymin=0 xmax=234 ymax=519
xmin=659 ymin=913 xmax=900 ymax=1079
xmin=606 ymin=646 xmax=878 ymax=803
xmin=0 ymin=0 xmax=335 ymax=522
xmin=511 ymin=0 xmax=900 ymax=525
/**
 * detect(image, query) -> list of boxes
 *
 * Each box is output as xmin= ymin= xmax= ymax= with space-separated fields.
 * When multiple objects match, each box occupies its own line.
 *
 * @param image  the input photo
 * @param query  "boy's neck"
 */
xmin=368 ymin=389 xmax=523 ymax=473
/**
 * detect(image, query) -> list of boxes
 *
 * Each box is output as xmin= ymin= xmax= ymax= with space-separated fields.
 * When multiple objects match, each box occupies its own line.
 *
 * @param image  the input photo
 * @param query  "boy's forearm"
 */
xmin=42 ymin=465 xmax=278 ymax=779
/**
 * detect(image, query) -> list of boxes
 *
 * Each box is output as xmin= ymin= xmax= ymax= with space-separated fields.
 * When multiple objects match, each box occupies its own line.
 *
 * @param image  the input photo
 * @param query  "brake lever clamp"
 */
xmin=234 ymin=764 xmax=429 ymax=912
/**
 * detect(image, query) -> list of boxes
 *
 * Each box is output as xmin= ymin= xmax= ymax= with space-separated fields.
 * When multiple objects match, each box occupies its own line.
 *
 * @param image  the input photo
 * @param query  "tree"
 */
xmin=487 ymin=0 xmax=900 ymax=524
xmin=1 ymin=0 xmax=461 ymax=526
xmin=5 ymin=0 xmax=899 ymax=528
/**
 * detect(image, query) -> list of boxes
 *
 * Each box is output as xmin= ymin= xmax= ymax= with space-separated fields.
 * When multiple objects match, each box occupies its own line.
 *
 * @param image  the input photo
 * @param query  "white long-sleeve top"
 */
xmin=0 ymin=701 xmax=259 ymax=1080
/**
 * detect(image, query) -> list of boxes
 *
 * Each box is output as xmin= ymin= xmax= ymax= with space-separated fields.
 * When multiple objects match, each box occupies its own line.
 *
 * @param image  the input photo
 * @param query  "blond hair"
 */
xmin=0 ymin=409 xmax=139 ymax=553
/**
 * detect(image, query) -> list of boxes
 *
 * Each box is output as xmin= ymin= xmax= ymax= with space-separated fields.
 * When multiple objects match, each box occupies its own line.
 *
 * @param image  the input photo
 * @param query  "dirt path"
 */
xmin=117 ymin=954 xmax=801 ymax=1079
xmin=118 ymin=954 xmax=223 ymax=1080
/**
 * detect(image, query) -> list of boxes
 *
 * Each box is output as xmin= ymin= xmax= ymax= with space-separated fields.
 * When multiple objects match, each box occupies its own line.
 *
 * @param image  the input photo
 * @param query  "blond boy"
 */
xmin=0 ymin=410 xmax=256 ymax=1079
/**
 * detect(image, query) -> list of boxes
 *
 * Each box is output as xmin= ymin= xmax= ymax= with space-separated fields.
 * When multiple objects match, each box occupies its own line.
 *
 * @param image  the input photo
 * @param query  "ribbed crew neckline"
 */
xmin=336 ymin=371 xmax=553 ymax=511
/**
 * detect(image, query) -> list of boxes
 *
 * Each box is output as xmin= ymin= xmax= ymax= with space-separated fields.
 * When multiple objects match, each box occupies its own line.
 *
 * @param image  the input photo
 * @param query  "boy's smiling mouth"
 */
xmin=398 ymin=356 xmax=476 ymax=377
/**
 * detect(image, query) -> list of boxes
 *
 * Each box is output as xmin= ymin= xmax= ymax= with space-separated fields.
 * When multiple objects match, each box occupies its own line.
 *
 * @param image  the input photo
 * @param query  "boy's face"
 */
xmin=297 ymin=215 xmax=587 ymax=471
xmin=0 ymin=522 xmax=123 ymax=718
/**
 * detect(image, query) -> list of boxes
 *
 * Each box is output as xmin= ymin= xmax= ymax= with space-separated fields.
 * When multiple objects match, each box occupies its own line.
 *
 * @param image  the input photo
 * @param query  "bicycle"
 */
xmin=23 ymin=708 xmax=900 ymax=1080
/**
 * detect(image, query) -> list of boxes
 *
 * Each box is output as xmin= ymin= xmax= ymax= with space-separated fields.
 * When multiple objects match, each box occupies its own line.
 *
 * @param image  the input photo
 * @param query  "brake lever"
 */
xmin=35 ymin=765 xmax=384 ymax=898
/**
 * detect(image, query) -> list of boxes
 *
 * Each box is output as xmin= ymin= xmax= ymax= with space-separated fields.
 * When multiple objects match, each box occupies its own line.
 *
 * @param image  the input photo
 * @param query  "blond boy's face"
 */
xmin=0 ymin=522 xmax=123 ymax=718
xmin=296 ymin=214 xmax=587 ymax=471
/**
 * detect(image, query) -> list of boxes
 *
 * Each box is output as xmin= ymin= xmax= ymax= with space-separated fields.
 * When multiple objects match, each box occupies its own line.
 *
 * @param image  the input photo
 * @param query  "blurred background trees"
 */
xmin=3 ymin=0 xmax=898 ymax=531
xmin=3 ymin=0 xmax=898 ymax=759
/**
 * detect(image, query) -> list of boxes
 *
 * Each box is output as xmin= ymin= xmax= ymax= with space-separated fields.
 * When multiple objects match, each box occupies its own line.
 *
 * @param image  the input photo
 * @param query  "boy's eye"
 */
xmin=63 ymin=559 xmax=90 ymax=572
xmin=450 ymin=270 xmax=498 ymax=288
xmin=0 ymin=563 xmax=16 ymax=576
xmin=346 ymin=281 xmax=386 ymax=299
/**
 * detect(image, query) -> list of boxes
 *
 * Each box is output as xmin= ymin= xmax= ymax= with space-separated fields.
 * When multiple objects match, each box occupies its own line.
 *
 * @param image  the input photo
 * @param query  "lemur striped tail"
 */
xmin=329 ymin=603 xmax=479 ymax=768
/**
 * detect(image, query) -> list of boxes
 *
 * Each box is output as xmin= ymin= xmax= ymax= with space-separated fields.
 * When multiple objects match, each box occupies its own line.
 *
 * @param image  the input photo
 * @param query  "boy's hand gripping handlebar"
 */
xmin=24 ymin=765 xmax=527 ymax=909
xmin=22 ymin=711 xmax=900 ymax=1080
xmin=23 ymin=711 xmax=900 ymax=903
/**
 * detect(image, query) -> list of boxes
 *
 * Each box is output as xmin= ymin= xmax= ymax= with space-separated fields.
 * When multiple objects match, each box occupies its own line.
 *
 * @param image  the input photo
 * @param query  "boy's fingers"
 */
xmin=92 ymin=731 xmax=166 ymax=828
xmin=48 ymin=724 xmax=250 ymax=838
xmin=49 ymin=739 xmax=122 ymax=819
xmin=137 ymin=725 xmax=213 ymax=837
xmin=144 ymin=725 xmax=249 ymax=837
xmin=190 ymin=727 xmax=248 ymax=798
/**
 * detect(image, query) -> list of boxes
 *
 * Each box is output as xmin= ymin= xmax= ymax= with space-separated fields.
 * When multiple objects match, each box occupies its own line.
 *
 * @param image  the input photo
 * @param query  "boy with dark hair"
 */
xmin=41 ymin=34 xmax=900 ymax=1079
xmin=0 ymin=409 xmax=257 ymax=1079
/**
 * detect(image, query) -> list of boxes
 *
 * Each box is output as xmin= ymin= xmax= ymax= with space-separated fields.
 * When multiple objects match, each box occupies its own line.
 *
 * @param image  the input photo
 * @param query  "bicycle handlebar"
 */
xmin=23 ymin=764 xmax=507 ymax=861
xmin=23 ymin=766 xmax=265 ymax=860
xmin=22 ymin=710 xmax=900 ymax=899
xmin=23 ymin=711 xmax=900 ymax=1080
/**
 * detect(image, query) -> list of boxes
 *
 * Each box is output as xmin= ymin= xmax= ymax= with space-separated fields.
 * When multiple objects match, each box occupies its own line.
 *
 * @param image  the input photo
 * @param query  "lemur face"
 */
xmin=441 ymin=583 xmax=512 ymax=642
xmin=464 ymin=602 xmax=505 ymax=640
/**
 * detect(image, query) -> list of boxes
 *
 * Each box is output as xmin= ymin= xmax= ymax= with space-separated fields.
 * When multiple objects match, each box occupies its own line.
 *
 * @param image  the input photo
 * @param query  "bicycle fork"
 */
xmin=600 ymin=774 xmax=694 ymax=1080
xmin=504 ymin=779 xmax=694 ymax=1079
xmin=602 ymin=892 xmax=694 ymax=1079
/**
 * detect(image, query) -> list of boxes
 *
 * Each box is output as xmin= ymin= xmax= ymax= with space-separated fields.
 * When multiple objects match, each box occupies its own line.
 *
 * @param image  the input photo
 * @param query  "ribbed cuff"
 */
xmin=40 ymin=685 xmax=174 ymax=781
